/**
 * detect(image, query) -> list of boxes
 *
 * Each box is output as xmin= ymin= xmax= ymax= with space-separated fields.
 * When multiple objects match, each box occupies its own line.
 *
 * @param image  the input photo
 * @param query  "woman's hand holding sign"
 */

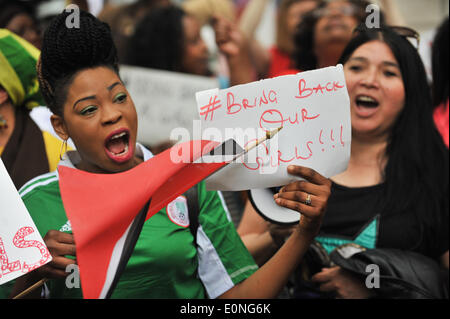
xmin=274 ymin=165 xmax=331 ymax=239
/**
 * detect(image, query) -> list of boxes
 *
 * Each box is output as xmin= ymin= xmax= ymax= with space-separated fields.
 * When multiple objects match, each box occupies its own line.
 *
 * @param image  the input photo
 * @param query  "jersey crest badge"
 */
xmin=166 ymin=196 xmax=190 ymax=227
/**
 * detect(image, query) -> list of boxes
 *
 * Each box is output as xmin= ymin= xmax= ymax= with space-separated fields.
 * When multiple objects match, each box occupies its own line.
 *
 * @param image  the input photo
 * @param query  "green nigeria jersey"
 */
xmin=4 ymin=147 xmax=258 ymax=299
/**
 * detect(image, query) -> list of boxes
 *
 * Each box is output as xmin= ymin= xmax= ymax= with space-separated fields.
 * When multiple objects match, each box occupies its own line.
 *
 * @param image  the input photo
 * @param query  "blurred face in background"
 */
xmin=0 ymin=87 xmax=15 ymax=149
xmin=314 ymin=0 xmax=359 ymax=48
xmin=181 ymin=15 xmax=209 ymax=76
xmin=286 ymin=0 xmax=319 ymax=37
xmin=344 ymin=40 xmax=405 ymax=140
xmin=6 ymin=12 xmax=41 ymax=49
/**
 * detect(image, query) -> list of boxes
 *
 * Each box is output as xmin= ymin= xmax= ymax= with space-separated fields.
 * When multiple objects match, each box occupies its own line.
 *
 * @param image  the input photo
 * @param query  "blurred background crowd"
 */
xmin=1 ymin=0 xmax=447 ymax=81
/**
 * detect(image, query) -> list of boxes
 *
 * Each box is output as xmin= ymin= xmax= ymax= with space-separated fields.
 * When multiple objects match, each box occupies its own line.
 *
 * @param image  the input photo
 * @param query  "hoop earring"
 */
xmin=59 ymin=139 xmax=68 ymax=160
xmin=0 ymin=114 xmax=8 ymax=129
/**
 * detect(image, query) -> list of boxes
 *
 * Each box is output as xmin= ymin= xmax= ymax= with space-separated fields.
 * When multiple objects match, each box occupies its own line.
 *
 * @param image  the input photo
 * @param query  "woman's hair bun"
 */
xmin=37 ymin=9 xmax=119 ymax=115
xmin=40 ymin=9 xmax=118 ymax=89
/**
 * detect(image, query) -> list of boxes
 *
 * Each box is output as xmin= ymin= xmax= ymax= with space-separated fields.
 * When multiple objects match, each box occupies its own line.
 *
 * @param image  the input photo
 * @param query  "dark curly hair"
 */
xmin=37 ymin=9 xmax=119 ymax=116
xmin=125 ymin=5 xmax=185 ymax=71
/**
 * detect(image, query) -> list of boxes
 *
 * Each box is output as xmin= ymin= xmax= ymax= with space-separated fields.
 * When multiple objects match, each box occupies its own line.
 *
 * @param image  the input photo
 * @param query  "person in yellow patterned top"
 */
xmin=0 ymin=29 xmax=67 ymax=189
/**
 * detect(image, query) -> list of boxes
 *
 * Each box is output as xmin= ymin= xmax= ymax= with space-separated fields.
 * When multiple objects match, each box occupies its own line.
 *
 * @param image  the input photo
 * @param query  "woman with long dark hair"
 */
xmin=238 ymin=25 xmax=448 ymax=298
xmin=307 ymin=25 xmax=448 ymax=298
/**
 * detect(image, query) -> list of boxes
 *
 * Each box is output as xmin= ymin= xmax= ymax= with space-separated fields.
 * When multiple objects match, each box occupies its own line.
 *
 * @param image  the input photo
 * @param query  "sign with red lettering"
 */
xmin=195 ymin=65 xmax=351 ymax=190
xmin=0 ymin=159 xmax=52 ymax=285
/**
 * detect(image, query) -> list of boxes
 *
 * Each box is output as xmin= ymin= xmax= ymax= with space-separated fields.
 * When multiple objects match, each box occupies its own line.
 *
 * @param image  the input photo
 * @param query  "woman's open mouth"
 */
xmin=104 ymin=128 xmax=133 ymax=163
xmin=354 ymin=95 xmax=380 ymax=117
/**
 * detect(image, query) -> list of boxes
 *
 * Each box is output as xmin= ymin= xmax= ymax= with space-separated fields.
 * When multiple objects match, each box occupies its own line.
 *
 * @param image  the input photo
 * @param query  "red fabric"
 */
xmin=273 ymin=68 xmax=301 ymax=77
xmin=433 ymin=99 xmax=449 ymax=148
xmin=267 ymin=46 xmax=295 ymax=79
xmin=58 ymin=140 xmax=224 ymax=298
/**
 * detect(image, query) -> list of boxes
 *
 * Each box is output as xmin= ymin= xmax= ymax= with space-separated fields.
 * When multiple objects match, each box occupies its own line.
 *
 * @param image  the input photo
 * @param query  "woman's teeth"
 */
xmin=110 ymin=132 xmax=127 ymax=140
xmin=356 ymin=96 xmax=379 ymax=107
xmin=106 ymin=132 xmax=129 ymax=155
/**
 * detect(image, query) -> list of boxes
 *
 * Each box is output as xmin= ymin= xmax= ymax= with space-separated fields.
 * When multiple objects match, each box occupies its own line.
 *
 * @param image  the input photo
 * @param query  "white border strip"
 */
xmin=98 ymin=223 xmax=132 ymax=299
xmin=197 ymin=225 xmax=234 ymax=299
xmin=19 ymin=177 xmax=59 ymax=198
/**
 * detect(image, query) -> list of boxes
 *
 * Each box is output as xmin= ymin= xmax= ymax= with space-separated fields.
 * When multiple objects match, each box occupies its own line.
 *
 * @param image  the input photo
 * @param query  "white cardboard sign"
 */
xmin=120 ymin=65 xmax=220 ymax=147
xmin=196 ymin=65 xmax=351 ymax=190
xmin=0 ymin=159 xmax=52 ymax=285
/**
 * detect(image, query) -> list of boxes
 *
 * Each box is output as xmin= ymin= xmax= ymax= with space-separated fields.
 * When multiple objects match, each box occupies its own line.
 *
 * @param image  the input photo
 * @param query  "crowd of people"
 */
xmin=0 ymin=0 xmax=448 ymax=299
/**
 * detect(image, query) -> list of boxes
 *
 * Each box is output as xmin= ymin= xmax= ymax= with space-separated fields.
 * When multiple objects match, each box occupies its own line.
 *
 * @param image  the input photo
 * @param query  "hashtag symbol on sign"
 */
xmin=199 ymin=95 xmax=222 ymax=121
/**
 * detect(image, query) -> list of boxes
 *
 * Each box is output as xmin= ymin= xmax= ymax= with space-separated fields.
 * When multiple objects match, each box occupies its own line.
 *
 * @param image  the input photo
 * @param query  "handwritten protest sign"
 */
xmin=120 ymin=65 xmax=220 ymax=147
xmin=196 ymin=65 xmax=351 ymax=190
xmin=0 ymin=159 xmax=52 ymax=285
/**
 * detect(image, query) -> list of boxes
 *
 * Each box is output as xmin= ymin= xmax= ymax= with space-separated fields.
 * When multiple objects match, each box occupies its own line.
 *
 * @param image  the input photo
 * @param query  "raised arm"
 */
xmin=238 ymin=0 xmax=272 ymax=77
xmin=212 ymin=15 xmax=257 ymax=86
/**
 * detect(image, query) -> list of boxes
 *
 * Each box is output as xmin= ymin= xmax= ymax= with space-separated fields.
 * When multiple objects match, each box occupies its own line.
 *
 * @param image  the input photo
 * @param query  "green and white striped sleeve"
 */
xmin=196 ymin=182 xmax=258 ymax=299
